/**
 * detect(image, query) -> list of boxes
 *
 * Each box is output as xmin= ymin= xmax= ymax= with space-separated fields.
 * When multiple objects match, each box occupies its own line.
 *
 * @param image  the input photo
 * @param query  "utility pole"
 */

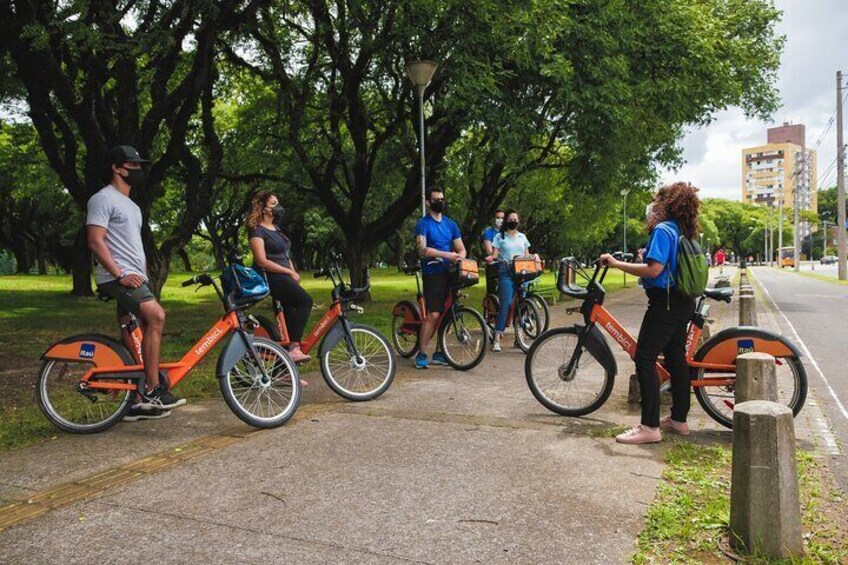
xmin=837 ymin=70 xmax=847 ymax=280
xmin=793 ymin=150 xmax=803 ymax=273
xmin=778 ymin=190 xmax=784 ymax=266
xmin=823 ymin=220 xmax=830 ymax=261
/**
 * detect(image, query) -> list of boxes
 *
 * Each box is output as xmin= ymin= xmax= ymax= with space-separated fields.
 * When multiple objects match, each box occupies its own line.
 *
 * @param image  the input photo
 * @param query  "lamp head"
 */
xmin=405 ymin=60 xmax=438 ymax=87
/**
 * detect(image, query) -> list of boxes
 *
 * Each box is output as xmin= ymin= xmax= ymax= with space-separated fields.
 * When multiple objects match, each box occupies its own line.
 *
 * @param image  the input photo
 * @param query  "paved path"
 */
xmin=750 ymin=266 xmax=848 ymax=491
xmin=0 ymin=277 xmax=755 ymax=563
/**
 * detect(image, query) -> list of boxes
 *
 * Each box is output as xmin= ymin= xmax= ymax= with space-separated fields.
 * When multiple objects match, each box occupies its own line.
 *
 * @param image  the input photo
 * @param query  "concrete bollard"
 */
xmin=730 ymin=400 xmax=803 ymax=558
xmin=734 ymin=352 xmax=778 ymax=404
xmin=739 ymin=294 xmax=757 ymax=326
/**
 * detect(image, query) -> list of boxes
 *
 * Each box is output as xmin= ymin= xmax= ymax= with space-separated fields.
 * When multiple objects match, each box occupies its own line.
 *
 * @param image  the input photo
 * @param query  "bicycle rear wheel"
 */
xmin=220 ymin=338 xmax=300 ymax=428
xmin=693 ymin=355 xmax=807 ymax=429
xmin=321 ymin=324 xmax=396 ymax=400
xmin=390 ymin=300 xmax=420 ymax=358
xmin=525 ymin=327 xmax=615 ymax=416
xmin=37 ymin=359 xmax=134 ymax=434
xmin=438 ymin=306 xmax=487 ymax=371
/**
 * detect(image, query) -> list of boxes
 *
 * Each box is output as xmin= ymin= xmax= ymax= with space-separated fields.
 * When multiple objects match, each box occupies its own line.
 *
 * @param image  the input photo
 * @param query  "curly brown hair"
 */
xmin=647 ymin=182 xmax=700 ymax=240
xmin=246 ymin=191 xmax=278 ymax=230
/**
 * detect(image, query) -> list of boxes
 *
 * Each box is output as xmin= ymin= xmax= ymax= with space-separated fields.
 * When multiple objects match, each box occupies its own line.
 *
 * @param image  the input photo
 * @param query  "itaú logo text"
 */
xmin=684 ymin=329 xmax=696 ymax=355
xmin=132 ymin=332 xmax=143 ymax=357
xmin=195 ymin=327 xmax=223 ymax=356
xmin=605 ymin=322 xmax=632 ymax=350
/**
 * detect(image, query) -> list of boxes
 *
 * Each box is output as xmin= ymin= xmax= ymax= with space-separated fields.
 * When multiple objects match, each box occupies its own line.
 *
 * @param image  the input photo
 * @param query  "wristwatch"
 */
xmin=117 ymin=271 xmax=128 ymax=281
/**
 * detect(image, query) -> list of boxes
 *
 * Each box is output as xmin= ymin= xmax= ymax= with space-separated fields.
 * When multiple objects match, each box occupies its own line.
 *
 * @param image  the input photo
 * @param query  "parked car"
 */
xmin=821 ymin=255 xmax=837 ymax=265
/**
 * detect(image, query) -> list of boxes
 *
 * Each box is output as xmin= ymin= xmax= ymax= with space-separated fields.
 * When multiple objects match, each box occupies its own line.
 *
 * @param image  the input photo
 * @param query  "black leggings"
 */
xmin=635 ymin=288 xmax=696 ymax=427
xmin=266 ymin=273 xmax=313 ymax=343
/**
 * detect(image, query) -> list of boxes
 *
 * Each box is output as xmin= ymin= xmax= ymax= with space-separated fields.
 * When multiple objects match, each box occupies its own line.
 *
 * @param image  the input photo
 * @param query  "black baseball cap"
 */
xmin=106 ymin=145 xmax=150 ymax=166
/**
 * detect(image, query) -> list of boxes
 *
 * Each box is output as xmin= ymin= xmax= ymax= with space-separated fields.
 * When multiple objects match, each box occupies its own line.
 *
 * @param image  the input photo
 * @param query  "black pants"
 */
xmin=266 ymin=273 xmax=313 ymax=343
xmin=635 ymin=288 xmax=696 ymax=427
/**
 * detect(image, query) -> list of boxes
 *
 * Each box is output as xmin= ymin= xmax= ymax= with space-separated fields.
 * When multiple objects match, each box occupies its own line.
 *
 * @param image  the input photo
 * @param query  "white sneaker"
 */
xmin=492 ymin=340 xmax=502 ymax=352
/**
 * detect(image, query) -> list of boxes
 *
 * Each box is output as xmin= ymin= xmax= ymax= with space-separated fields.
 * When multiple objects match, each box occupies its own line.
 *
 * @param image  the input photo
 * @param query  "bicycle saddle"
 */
xmin=702 ymin=287 xmax=734 ymax=303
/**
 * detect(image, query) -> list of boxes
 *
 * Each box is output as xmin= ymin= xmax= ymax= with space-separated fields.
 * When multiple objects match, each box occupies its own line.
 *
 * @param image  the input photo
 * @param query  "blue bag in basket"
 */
xmin=222 ymin=264 xmax=269 ymax=300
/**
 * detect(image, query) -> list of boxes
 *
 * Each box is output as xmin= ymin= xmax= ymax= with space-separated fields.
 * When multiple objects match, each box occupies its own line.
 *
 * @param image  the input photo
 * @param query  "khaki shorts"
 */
xmin=97 ymin=280 xmax=156 ymax=318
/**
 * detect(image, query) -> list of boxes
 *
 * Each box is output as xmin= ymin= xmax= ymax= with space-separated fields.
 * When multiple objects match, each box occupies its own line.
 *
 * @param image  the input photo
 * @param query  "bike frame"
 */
xmin=566 ymin=261 xmax=737 ymax=388
xmin=267 ymin=300 xmax=344 ymax=355
xmin=404 ymin=269 xmax=459 ymax=336
xmin=74 ymin=311 xmax=244 ymax=393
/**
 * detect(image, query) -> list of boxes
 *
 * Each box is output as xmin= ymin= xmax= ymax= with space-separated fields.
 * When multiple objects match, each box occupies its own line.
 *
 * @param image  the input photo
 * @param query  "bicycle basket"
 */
xmin=222 ymin=264 xmax=269 ymax=302
xmin=449 ymin=259 xmax=479 ymax=288
xmin=513 ymin=258 xmax=542 ymax=282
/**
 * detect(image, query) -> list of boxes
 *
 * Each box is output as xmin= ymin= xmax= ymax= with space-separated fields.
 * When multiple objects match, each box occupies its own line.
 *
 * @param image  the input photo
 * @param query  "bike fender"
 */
xmin=574 ymin=324 xmax=618 ymax=377
xmin=41 ymin=333 xmax=134 ymax=366
xmin=694 ymin=326 xmax=801 ymax=365
xmin=392 ymin=300 xmax=421 ymax=322
xmin=216 ymin=332 xmax=251 ymax=378
xmin=319 ymin=321 xmax=372 ymax=359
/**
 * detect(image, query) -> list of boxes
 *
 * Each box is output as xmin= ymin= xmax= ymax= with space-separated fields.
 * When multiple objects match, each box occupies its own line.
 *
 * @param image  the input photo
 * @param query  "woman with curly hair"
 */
xmin=247 ymin=191 xmax=313 ymax=364
xmin=600 ymin=182 xmax=701 ymax=444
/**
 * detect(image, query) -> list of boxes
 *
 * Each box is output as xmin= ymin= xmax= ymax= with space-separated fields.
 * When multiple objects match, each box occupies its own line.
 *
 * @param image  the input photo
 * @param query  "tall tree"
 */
xmin=0 ymin=0 xmax=261 ymax=295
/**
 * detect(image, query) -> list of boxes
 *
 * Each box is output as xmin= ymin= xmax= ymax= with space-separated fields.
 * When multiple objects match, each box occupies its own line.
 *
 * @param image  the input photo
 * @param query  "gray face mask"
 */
xmin=494 ymin=218 xmax=503 ymax=228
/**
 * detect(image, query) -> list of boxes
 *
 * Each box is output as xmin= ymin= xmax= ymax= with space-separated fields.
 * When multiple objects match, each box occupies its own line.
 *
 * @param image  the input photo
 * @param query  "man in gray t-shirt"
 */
xmin=86 ymin=145 xmax=185 ymax=416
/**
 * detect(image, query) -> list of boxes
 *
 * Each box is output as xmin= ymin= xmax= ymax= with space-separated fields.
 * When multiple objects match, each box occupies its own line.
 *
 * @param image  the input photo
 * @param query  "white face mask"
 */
xmin=646 ymin=203 xmax=658 ymax=223
xmin=494 ymin=218 xmax=503 ymax=228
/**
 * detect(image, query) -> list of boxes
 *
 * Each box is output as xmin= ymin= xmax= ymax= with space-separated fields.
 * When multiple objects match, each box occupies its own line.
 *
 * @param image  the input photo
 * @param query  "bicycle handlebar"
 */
xmin=181 ymin=274 xmax=214 ymax=287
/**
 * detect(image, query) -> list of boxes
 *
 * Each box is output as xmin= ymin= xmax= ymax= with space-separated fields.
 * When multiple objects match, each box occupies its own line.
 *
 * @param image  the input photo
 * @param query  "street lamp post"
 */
xmin=405 ymin=60 xmax=438 ymax=217
xmin=621 ymin=188 xmax=629 ymax=287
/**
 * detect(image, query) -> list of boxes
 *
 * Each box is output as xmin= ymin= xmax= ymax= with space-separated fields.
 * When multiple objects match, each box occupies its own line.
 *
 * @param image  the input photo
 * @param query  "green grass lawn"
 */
xmin=0 ymin=266 xmax=629 ymax=451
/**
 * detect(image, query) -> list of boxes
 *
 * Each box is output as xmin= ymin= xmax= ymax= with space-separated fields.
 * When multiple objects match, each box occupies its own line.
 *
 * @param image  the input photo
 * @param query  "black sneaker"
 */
xmin=123 ymin=405 xmax=172 ymax=422
xmin=138 ymin=386 xmax=186 ymax=410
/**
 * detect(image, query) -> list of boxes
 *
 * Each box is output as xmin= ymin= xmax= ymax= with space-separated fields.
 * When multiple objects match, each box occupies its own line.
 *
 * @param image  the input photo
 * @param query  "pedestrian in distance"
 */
xmin=484 ymin=209 xmax=536 ymax=352
xmin=414 ymin=187 xmax=467 ymax=369
xmin=599 ymin=182 xmax=702 ymax=444
xmin=481 ymin=209 xmax=505 ymax=256
xmin=87 ymin=145 xmax=186 ymax=422
xmin=247 ymin=191 xmax=314 ymax=365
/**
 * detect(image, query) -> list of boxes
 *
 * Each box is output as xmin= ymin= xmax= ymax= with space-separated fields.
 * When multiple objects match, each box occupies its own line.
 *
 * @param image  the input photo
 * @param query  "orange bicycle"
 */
xmin=37 ymin=270 xmax=301 ymax=433
xmin=481 ymin=257 xmax=546 ymax=353
xmin=252 ymin=254 xmax=396 ymax=401
xmin=525 ymin=255 xmax=807 ymax=428
xmin=391 ymin=259 xmax=488 ymax=370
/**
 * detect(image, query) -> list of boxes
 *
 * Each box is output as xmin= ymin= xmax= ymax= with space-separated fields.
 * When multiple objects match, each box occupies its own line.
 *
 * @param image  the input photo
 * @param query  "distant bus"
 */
xmin=779 ymin=246 xmax=795 ymax=268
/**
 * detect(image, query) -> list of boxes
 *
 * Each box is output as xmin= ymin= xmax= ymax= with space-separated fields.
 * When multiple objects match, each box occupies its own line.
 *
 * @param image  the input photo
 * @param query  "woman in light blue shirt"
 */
xmin=486 ymin=209 xmax=534 ymax=352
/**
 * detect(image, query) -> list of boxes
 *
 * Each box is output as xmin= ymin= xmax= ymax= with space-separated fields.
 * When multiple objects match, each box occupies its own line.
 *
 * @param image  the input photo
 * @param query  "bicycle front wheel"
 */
xmin=37 ymin=359 xmax=134 ymax=434
xmin=220 ymin=338 xmax=300 ymax=428
xmin=514 ymin=298 xmax=542 ymax=353
xmin=525 ymin=327 xmax=615 ymax=416
xmin=321 ymin=324 xmax=396 ymax=401
xmin=693 ymin=355 xmax=807 ymax=429
xmin=438 ymin=306 xmax=488 ymax=371
xmin=527 ymin=292 xmax=551 ymax=334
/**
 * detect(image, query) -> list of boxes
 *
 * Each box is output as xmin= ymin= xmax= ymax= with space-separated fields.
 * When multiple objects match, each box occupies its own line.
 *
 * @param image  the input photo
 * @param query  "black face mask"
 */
xmin=505 ymin=220 xmax=519 ymax=231
xmin=122 ymin=167 xmax=145 ymax=189
xmin=271 ymin=204 xmax=285 ymax=224
xmin=430 ymin=199 xmax=446 ymax=214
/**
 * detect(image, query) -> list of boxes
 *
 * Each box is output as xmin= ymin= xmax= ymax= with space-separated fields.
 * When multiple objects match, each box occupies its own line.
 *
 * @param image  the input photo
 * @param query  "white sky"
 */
xmin=661 ymin=0 xmax=848 ymax=200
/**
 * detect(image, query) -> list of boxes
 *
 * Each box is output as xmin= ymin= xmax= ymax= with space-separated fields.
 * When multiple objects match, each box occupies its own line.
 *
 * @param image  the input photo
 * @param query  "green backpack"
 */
xmin=674 ymin=236 xmax=709 ymax=298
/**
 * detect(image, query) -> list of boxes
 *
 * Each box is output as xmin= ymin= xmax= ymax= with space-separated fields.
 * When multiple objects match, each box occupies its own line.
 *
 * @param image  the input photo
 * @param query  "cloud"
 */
xmin=662 ymin=0 xmax=848 ymax=199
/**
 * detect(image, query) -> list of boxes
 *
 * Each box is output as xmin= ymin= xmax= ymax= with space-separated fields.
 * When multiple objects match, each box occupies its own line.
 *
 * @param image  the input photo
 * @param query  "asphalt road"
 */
xmin=752 ymin=267 xmax=848 ymax=490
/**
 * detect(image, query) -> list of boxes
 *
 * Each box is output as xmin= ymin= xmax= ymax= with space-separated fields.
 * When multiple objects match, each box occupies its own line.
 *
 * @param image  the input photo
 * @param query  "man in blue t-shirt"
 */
xmin=414 ymin=187 xmax=467 ymax=369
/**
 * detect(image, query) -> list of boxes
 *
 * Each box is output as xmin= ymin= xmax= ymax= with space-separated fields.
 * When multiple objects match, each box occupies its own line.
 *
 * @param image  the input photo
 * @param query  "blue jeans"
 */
xmin=495 ymin=264 xmax=515 ymax=333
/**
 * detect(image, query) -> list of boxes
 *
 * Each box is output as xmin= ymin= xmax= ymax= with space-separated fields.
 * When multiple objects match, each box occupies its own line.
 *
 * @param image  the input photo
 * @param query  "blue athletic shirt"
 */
xmin=642 ymin=220 xmax=679 ymax=290
xmin=415 ymin=214 xmax=463 ymax=274
xmin=482 ymin=226 xmax=498 ymax=245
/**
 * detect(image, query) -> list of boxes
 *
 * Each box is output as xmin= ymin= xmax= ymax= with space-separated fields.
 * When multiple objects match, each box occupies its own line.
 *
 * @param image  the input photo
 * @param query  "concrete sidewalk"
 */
xmin=0 ymin=276 xmax=740 ymax=564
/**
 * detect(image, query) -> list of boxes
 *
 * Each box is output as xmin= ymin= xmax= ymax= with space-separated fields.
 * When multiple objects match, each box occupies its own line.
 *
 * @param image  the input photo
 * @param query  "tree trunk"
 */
xmin=345 ymin=239 xmax=371 ymax=302
xmin=36 ymin=249 xmax=47 ymax=275
xmin=146 ymin=249 xmax=169 ymax=298
xmin=13 ymin=247 xmax=31 ymax=274
xmin=70 ymin=227 xmax=93 ymax=296
xmin=177 ymin=248 xmax=192 ymax=272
